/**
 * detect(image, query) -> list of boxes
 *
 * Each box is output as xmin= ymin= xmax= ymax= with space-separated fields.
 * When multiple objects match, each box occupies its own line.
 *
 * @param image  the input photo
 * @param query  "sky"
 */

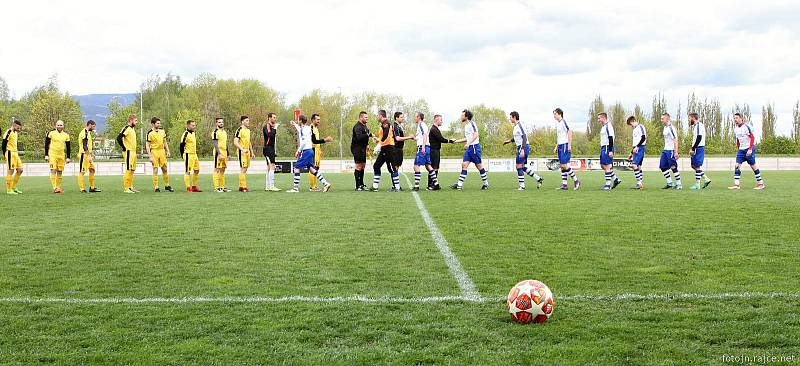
xmin=2 ymin=0 xmax=800 ymax=134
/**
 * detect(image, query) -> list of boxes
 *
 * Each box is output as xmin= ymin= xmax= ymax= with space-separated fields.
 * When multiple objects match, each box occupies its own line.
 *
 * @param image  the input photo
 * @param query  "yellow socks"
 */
xmin=212 ymin=172 xmax=219 ymax=189
xmin=191 ymin=172 xmax=199 ymax=187
xmin=12 ymin=173 xmax=21 ymax=189
xmin=162 ymin=173 xmax=170 ymax=187
xmin=184 ymin=174 xmax=191 ymax=189
xmin=5 ymin=174 xmax=11 ymax=191
xmin=152 ymin=175 xmax=159 ymax=189
xmin=220 ymin=173 xmax=226 ymax=188
xmin=50 ymin=173 xmax=57 ymax=190
xmin=238 ymin=173 xmax=246 ymax=188
xmin=56 ymin=174 xmax=63 ymax=189
xmin=88 ymin=172 xmax=95 ymax=189
xmin=78 ymin=173 xmax=85 ymax=191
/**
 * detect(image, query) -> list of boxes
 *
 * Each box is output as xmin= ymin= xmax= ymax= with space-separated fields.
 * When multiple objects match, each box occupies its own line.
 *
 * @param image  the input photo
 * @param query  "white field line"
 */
xmin=0 ymin=292 xmax=797 ymax=304
xmin=401 ymin=173 xmax=481 ymax=301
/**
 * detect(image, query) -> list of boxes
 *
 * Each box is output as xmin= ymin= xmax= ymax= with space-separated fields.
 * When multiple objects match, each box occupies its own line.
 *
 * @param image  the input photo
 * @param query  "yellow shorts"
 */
xmin=151 ymin=149 xmax=167 ymax=168
xmin=314 ymin=147 xmax=322 ymax=167
xmin=79 ymin=153 xmax=95 ymax=172
xmin=124 ymin=150 xmax=137 ymax=171
xmin=215 ymin=150 xmax=227 ymax=169
xmin=49 ymin=156 xmax=66 ymax=171
xmin=5 ymin=151 xmax=22 ymax=170
xmin=238 ymin=150 xmax=251 ymax=169
xmin=184 ymin=153 xmax=200 ymax=173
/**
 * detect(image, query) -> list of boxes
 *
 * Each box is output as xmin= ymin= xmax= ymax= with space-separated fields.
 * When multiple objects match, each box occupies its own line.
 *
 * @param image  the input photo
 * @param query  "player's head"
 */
xmin=377 ymin=109 xmax=387 ymax=123
xmin=415 ymin=112 xmax=424 ymax=123
xmin=553 ymin=108 xmax=564 ymax=121
xmin=128 ymin=114 xmax=137 ymax=126
xmin=215 ymin=117 xmax=224 ymax=129
xmin=509 ymin=111 xmax=520 ymax=124
xmin=12 ymin=120 xmax=22 ymax=131
xmin=55 ymin=120 xmax=65 ymax=131
xmin=151 ymin=117 xmax=162 ymax=130
xmin=394 ymin=111 xmax=405 ymax=123
xmin=186 ymin=119 xmax=197 ymax=131
xmin=433 ymin=114 xmax=443 ymax=126
xmin=311 ymin=113 xmax=320 ymax=126
xmin=461 ymin=109 xmax=473 ymax=122
xmin=626 ymin=116 xmax=638 ymax=127
xmin=660 ymin=112 xmax=671 ymax=125
xmin=299 ymin=114 xmax=308 ymax=125
xmin=597 ymin=112 xmax=608 ymax=125
xmin=734 ymin=112 xmax=744 ymax=125
xmin=240 ymin=115 xmax=250 ymax=128
xmin=267 ymin=112 xmax=277 ymax=124
xmin=688 ymin=112 xmax=699 ymax=125
xmin=86 ymin=119 xmax=96 ymax=131
xmin=358 ymin=111 xmax=368 ymax=123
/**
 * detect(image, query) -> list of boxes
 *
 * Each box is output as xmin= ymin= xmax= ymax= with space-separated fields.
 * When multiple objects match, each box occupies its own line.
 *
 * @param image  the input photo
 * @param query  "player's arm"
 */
xmin=179 ymin=132 xmax=187 ymax=156
xmin=65 ymin=140 xmax=71 ymax=163
xmin=1 ymin=131 xmax=7 ymax=155
xmin=567 ymin=128 xmax=573 ymax=152
xmin=146 ymin=132 xmax=153 ymax=159
xmin=44 ymin=133 xmax=51 ymax=161
xmin=164 ymin=135 xmax=171 ymax=157
xmin=607 ymin=134 xmax=614 ymax=157
xmin=116 ymin=129 xmax=126 ymax=151
xmin=233 ymin=135 xmax=243 ymax=152
xmin=746 ymin=128 xmax=755 ymax=156
xmin=691 ymin=127 xmax=701 ymax=153
xmin=672 ymin=128 xmax=679 ymax=158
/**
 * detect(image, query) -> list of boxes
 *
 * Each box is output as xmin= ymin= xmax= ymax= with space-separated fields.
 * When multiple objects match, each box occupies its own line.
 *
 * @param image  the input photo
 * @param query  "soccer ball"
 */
xmin=506 ymin=279 xmax=555 ymax=324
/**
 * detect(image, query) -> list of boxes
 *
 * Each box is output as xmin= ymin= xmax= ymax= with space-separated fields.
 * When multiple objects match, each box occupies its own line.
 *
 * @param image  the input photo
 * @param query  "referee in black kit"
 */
xmin=350 ymin=111 xmax=376 ymax=190
xmin=427 ymin=114 xmax=455 ymax=190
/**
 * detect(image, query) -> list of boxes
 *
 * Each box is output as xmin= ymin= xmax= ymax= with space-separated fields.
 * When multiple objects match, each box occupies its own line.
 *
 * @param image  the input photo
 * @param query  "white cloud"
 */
xmin=1 ymin=0 xmax=799 ymax=134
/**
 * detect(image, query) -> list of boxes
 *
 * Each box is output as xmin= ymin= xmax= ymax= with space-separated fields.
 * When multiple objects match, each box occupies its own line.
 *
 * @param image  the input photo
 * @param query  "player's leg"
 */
xmin=183 ymin=154 xmax=192 ymax=191
xmin=372 ymin=154 xmax=383 ymax=190
xmin=659 ymin=152 xmax=673 ymax=189
xmin=671 ymin=162 xmax=682 ymax=189
xmin=77 ymin=154 xmax=86 ymax=192
xmin=309 ymin=165 xmax=331 ymax=192
xmin=475 ymin=162 xmax=489 ymax=189
xmin=387 ymin=159 xmax=400 ymax=191
xmin=413 ymin=164 xmax=422 ymax=190
xmin=750 ymin=157 xmax=765 ymax=189
xmin=152 ymin=164 xmax=161 ymax=191
xmin=308 ymin=147 xmax=320 ymax=191
xmin=521 ymin=146 xmax=542 ymax=188
xmin=191 ymin=155 xmax=201 ymax=191
xmin=453 ymin=160 xmax=469 ymax=190
xmin=289 ymin=166 xmax=301 ymax=192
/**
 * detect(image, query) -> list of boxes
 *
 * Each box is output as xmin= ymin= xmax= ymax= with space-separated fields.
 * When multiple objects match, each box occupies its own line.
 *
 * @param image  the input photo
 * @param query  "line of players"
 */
xmin=2 ymin=107 xmax=765 ymax=194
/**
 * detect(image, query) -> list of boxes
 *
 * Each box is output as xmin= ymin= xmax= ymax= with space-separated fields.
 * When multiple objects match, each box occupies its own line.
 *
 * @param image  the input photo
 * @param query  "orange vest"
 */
xmin=379 ymin=123 xmax=395 ymax=147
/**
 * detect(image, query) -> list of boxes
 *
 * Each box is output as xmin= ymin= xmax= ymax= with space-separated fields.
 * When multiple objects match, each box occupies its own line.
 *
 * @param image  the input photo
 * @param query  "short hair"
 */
xmin=416 ymin=112 xmax=425 ymax=121
xmin=128 ymin=114 xmax=137 ymax=121
xmin=553 ymin=108 xmax=564 ymax=117
xmin=215 ymin=117 xmax=223 ymax=122
xmin=597 ymin=112 xmax=608 ymax=119
xmin=688 ymin=112 xmax=699 ymax=120
xmin=359 ymin=111 xmax=368 ymax=117
xmin=393 ymin=111 xmax=403 ymax=121
xmin=311 ymin=113 xmax=320 ymax=120
xmin=267 ymin=112 xmax=276 ymax=119
xmin=662 ymin=112 xmax=671 ymax=118
xmin=378 ymin=109 xmax=387 ymax=118
xmin=734 ymin=112 xmax=743 ymax=118
xmin=240 ymin=115 xmax=249 ymax=122
xmin=151 ymin=117 xmax=161 ymax=124
xmin=299 ymin=115 xmax=308 ymax=123
xmin=186 ymin=119 xmax=195 ymax=125
xmin=433 ymin=114 xmax=442 ymax=120
xmin=462 ymin=109 xmax=473 ymax=120
xmin=626 ymin=116 xmax=637 ymax=125
xmin=510 ymin=111 xmax=520 ymax=120
xmin=13 ymin=120 xmax=22 ymax=126
xmin=86 ymin=120 xmax=96 ymax=126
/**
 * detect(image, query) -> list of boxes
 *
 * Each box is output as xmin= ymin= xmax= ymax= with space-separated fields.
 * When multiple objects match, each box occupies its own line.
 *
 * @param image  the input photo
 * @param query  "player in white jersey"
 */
xmin=552 ymin=108 xmax=580 ymax=190
xmin=503 ymin=111 xmax=542 ymax=190
xmin=659 ymin=113 xmax=682 ymax=190
xmin=728 ymin=113 xmax=765 ymax=190
xmin=287 ymin=115 xmax=331 ymax=193
xmin=688 ymin=113 xmax=711 ymax=190
xmin=451 ymin=109 xmax=489 ymax=190
xmin=597 ymin=113 xmax=621 ymax=190
xmin=626 ymin=116 xmax=647 ymax=190
xmin=411 ymin=112 xmax=440 ymax=191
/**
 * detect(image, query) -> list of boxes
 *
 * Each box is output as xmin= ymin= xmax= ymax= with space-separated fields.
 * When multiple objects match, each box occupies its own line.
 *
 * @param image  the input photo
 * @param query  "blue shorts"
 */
xmin=631 ymin=146 xmax=645 ymax=165
xmin=736 ymin=147 xmax=757 ymax=165
xmin=295 ymin=149 xmax=315 ymax=170
xmin=463 ymin=144 xmax=482 ymax=164
xmin=659 ymin=150 xmax=677 ymax=171
xmin=557 ymin=143 xmax=571 ymax=164
xmin=600 ymin=146 xmax=613 ymax=166
xmin=414 ymin=146 xmax=432 ymax=166
xmin=691 ymin=146 xmax=705 ymax=168
xmin=515 ymin=145 xmax=530 ymax=165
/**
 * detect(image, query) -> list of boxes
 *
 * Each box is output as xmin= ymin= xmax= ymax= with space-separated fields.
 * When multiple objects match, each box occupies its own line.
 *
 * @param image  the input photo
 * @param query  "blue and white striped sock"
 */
xmin=457 ymin=169 xmax=467 ymax=187
xmin=373 ymin=170 xmax=381 ymax=189
xmin=517 ymin=168 xmax=525 ymax=187
xmin=662 ymin=170 xmax=672 ymax=184
xmin=672 ymin=168 xmax=681 ymax=184
xmin=754 ymin=169 xmax=763 ymax=183
xmin=561 ymin=169 xmax=568 ymax=185
xmin=566 ymin=168 xmax=577 ymax=182
xmin=315 ymin=170 xmax=328 ymax=186
xmin=604 ymin=171 xmax=612 ymax=187
xmin=391 ymin=171 xmax=400 ymax=189
xmin=293 ymin=173 xmax=300 ymax=190
xmin=523 ymin=167 xmax=541 ymax=181
xmin=634 ymin=168 xmax=643 ymax=184
xmin=414 ymin=171 xmax=421 ymax=188
xmin=479 ymin=168 xmax=488 ymax=185
xmin=429 ymin=169 xmax=439 ymax=186
xmin=734 ymin=168 xmax=741 ymax=185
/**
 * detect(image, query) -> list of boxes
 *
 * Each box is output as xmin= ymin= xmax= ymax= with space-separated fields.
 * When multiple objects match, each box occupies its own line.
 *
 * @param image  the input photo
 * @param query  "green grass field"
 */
xmin=1 ymin=170 xmax=799 ymax=365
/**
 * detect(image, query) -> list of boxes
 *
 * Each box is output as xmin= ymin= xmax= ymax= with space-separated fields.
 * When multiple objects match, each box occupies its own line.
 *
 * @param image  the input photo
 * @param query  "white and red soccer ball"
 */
xmin=506 ymin=279 xmax=555 ymax=324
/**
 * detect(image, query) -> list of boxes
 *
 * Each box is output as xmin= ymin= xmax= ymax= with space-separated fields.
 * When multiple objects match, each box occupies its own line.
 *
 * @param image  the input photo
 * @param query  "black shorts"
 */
xmin=351 ymin=146 xmax=367 ymax=164
xmin=391 ymin=148 xmax=404 ymax=167
xmin=263 ymin=147 xmax=276 ymax=164
xmin=430 ymin=148 xmax=442 ymax=169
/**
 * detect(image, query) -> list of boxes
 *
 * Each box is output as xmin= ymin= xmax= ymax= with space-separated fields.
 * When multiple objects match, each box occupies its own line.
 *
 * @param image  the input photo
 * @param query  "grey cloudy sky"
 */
xmin=2 ymin=0 xmax=799 ymax=133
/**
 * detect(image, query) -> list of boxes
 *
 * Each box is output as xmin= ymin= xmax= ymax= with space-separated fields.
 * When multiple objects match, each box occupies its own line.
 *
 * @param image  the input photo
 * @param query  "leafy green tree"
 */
xmin=20 ymin=77 xmax=83 ymax=158
xmin=761 ymin=103 xmax=776 ymax=140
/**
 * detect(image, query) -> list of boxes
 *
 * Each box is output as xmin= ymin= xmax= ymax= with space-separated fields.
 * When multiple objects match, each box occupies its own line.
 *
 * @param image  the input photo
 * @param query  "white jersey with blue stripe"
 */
xmin=556 ymin=120 xmax=570 ymax=145
xmin=663 ymin=124 xmax=677 ymax=151
xmin=632 ymin=124 xmax=646 ymax=147
xmin=600 ymin=123 xmax=615 ymax=147
xmin=692 ymin=122 xmax=706 ymax=147
xmin=734 ymin=123 xmax=754 ymax=150
xmin=464 ymin=121 xmax=480 ymax=146
xmin=415 ymin=122 xmax=430 ymax=147
xmin=295 ymin=124 xmax=313 ymax=150
xmin=512 ymin=122 xmax=528 ymax=147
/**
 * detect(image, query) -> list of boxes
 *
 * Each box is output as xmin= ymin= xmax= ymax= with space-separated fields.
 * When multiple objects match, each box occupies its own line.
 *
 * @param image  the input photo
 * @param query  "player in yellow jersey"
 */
xmin=234 ymin=115 xmax=255 ymax=192
xmin=45 ymin=120 xmax=71 ymax=194
xmin=116 ymin=114 xmax=139 ymax=193
xmin=212 ymin=117 xmax=231 ymax=193
xmin=146 ymin=117 xmax=174 ymax=192
xmin=77 ymin=120 xmax=101 ymax=193
xmin=180 ymin=119 xmax=202 ymax=192
xmin=308 ymin=113 xmax=333 ymax=191
xmin=2 ymin=120 xmax=23 ymax=195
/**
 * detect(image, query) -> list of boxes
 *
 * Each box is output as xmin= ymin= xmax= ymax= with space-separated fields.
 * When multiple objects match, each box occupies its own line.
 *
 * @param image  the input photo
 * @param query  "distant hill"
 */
xmin=72 ymin=93 xmax=137 ymax=131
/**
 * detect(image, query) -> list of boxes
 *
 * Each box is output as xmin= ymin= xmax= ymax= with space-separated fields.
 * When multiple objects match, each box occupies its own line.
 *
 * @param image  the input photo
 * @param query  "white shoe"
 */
xmin=753 ymin=184 xmax=766 ymax=190
xmin=517 ymin=186 xmax=526 ymax=191
xmin=323 ymin=183 xmax=332 ymax=192
xmin=286 ymin=188 xmax=299 ymax=193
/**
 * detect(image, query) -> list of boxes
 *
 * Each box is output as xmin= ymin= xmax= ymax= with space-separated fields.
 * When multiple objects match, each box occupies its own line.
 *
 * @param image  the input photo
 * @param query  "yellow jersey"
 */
xmin=78 ymin=128 xmax=94 ymax=155
xmin=119 ymin=125 xmax=137 ymax=151
xmin=3 ymin=129 xmax=18 ymax=153
xmin=235 ymin=126 xmax=251 ymax=150
xmin=147 ymin=128 xmax=167 ymax=151
xmin=46 ymin=130 xmax=71 ymax=157
xmin=311 ymin=125 xmax=321 ymax=149
xmin=213 ymin=128 xmax=228 ymax=153
xmin=181 ymin=130 xmax=197 ymax=155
